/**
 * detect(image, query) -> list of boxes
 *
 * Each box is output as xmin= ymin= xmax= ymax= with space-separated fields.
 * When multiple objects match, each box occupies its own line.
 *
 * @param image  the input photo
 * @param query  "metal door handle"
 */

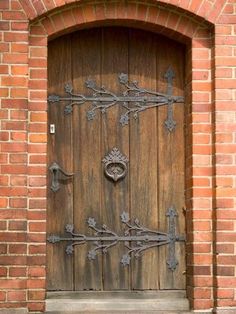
xmin=49 ymin=162 xmax=74 ymax=192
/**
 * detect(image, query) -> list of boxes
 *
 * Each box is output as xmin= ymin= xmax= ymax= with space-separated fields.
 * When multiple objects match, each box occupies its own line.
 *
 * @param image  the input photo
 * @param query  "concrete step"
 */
xmin=44 ymin=312 xmax=193 ymax=314
xmin=46 ymin=291 xmax=190 ymax=313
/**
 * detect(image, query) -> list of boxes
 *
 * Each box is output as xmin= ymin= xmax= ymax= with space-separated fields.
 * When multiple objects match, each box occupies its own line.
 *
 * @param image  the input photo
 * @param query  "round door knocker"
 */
xmin=102 ymin=147 xmax=128 ymax=182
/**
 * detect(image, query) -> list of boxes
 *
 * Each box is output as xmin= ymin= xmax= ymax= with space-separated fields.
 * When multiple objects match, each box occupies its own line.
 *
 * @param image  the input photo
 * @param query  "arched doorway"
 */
xmin=46 ymin=26 xmax=187 ymax=310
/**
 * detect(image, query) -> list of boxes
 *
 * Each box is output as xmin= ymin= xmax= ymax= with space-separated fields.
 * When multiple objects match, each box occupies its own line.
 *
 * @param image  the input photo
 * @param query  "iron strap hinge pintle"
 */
xmin=48 ymin=67 xmax=184 ymax=132
xmin=47 ymin=207 xmax=185 ymax=271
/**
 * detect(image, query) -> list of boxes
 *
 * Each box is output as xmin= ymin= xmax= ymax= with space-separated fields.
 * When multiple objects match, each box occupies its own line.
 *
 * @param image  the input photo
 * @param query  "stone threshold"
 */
xmin=46 ymin=290 xmax=190 ymax=313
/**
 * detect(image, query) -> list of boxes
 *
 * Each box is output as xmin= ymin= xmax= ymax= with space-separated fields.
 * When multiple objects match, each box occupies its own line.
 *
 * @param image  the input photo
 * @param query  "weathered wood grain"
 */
xmin=101 ymin=28 xmax=129 ymax=290
xmin=72 ymin=29 xmax=102 ymax=291
xmin=157 ymin=37 xmax=186 ymax=289
xmin=47 ymin=35 xmax=73 ymax=290
xmin=129 ymin=29 xmax=159 ymax=290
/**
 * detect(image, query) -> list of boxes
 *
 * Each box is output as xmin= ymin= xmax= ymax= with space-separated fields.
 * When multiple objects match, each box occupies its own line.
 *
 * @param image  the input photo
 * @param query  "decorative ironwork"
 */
xmin=164 ymin=67 xmax=176 ymax=132
xmin=47 ymin=207 xmax=185 ymax=270
xmin=49 ymin=162 xmax=74 ymax=192
xmin=48 ymin=68 xmax=184 ymax=131
xmin=102 ymin=147 xmax=128 ymax=182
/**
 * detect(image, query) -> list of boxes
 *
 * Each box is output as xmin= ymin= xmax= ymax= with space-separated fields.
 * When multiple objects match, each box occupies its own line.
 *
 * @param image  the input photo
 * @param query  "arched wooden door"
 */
xmin=47 ymin=27 xmax=186 ymax=292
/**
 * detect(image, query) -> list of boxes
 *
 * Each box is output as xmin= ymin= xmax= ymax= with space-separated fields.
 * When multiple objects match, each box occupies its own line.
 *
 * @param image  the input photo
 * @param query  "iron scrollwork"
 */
xmin=102 ymin=147 xmax=128 ymax=182
xmin=49 ymin=162 xmax=74 ymax=192
xmin=47 ymin=207 xmax=185 ymax=271
xmin=48 ymin=67 xmax=184 ymax=132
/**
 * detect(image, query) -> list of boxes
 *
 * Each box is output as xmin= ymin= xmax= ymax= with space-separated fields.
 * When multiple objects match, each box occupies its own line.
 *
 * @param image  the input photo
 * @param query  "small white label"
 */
xmin=50 ymin=124 xmax=55 ymax=134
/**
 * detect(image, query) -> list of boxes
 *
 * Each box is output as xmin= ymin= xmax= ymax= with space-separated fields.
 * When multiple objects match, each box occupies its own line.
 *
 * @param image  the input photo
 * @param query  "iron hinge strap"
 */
xmin=48 ymin=67 xmax=184 ymax=132
xmin=47 ymin=207 xmax=185 ymax=271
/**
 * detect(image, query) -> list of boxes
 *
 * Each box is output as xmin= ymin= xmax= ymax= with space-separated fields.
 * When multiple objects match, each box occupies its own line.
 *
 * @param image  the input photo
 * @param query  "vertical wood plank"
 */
xmin=72 ymin=29 xmax=103 ymax=291
xmin=101 ymin=27 xmax=129 ymax=290
xmin=129 ymin=29 xmax=159 ymax=290
xmin=47 ymin=35 xmax=73 ymax=290
xmin=157 ymin=37 xmax=186 ymax=289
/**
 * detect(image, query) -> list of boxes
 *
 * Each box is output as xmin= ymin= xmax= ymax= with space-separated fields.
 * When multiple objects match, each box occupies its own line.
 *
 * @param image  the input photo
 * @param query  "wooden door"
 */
xmin=47 ymin=27 xmax=186 ymax=291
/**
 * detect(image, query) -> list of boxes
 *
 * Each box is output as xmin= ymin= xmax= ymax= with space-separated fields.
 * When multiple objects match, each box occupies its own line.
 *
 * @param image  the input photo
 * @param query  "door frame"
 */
xmin=27 ymin=2 xmax=214 ymax=311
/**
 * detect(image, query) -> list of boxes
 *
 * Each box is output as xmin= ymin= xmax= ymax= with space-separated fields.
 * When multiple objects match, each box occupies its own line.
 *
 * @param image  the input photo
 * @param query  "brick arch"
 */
xmin=29 ymin=1 xmax=212 ymax=43
xmin=20 ymin=0 xmax=226 ymax=24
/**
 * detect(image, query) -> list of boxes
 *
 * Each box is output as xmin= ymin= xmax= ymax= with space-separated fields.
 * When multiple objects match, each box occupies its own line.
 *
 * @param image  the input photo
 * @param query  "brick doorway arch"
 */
xmin=26 ymin=1 xmax=214 ymax=312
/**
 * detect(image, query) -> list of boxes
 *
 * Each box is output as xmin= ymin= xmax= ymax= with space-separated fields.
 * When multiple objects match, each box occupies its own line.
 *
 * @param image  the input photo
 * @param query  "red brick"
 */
xmin=0 ymin=132 xmax=9 ymax=141
xmin=11 ymin=88 xmax=28 ymax=98
xmin=0 ymin=222 xmax=7 ymax=231
xmin=28 ymin=290 xmax=45 ymax=301
xmin=0 ymin=21 xmax=10 ymax=30
xmin=0 ymin=292 xmax=6 ymax=302
xmin=0 ymin=1 xmax=9 ymax=9
xmin=0 ymin=42 xmax=11 ymax=54
xmin=29 ymin=199 xmax=46 ymax=209
xmin=1 ymin=99 xmax=28 ymax=109
xmin=8 ymin=221 xmax=27 ymax=231
xmin=29 ymin=177 xmax=46 ymax=187
xmin=2 ymin=121 xmax=26 ymax=131
xmin=193 ymin=221 xmax=211 ymax=231
xmin=217 ymin=289 xmax=234 ymax=299
xmin=29 ymin=245 xmax=46 ymax=254
xmin=29 ymin=222 xmax=46 ymax=232
xmin=2 ymin=11 xmax=26 ymax=20
xmin=28 ymin=233 xmax=46 ymax=243
xmin=28 ymin=211 xmax=46 ymax=220
xmin=28 ymin=279 xmax=45 ymax=289
xmin=3 ymin=53 xmax=28 ymax=64
xmin=11 ymin=22 xmax=28 ymax=31
xmin=217 ymin=256 xmax=236 ymax=265
xmin=4 ymin=32 xmax=28 ymax=42
xmin=0 ymin=267 xmax=7 ymax=277
xmin=28 ymin=266 xmax=46 ymax=278
xmin=9 ymin=244 xmax=27 ymax=254
xmin=216 ymin=244 xmax=234 ymax=254
xmin=28 ymin=302 xmax=45 ymax=312
xmin=11 ymin=43 xmax=28 ymax=53
xmin=1 ymin=143 xmax=26 ymax=152
xmin=0 ymin=65 xmax=9 ymax=74
xmin=9 ymin=198 xmax=27 ymax=208
xmin=11 ymin=132 xmax=27 ymax=141
xmin=0 ymin=175 xmax=9 ymax=186
xmin=2 ymin=165 xmax=26 ymax=175
xmin=29 ymin=155 xmax=47 ymax=164
xmin=0 ymin=279 xmax=26 ymax=288
xmin=0 ymin=187 xmax=27 ymax=196
xmin=11 ymin=1 xmax=22 ymax=10
xmin=7 ymin=291 xmax=26 ymax=302
xmin=0 ymin=88 xmax=9 ymax=97
xmin=0 ymin=244 xmax=7 ymax=254
xmin=30 ymin=69 xmax=46 ymax=79
xmin=193 ymin=243 xmax=211 ymax=253
xmin=9 ymin=267 xmax=27 ymax=277
xmin=10 ymin=175 xmax=27 ymax=187
xmin=9 ymin=154 xmax=27 ymax=164
xmin=216 ymin=267 xmax=235 ymax=279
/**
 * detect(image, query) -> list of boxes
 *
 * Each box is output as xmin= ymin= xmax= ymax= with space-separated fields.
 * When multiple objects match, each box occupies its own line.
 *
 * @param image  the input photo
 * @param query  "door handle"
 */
xmin=49 ymin=162 xmax=74 ymax=192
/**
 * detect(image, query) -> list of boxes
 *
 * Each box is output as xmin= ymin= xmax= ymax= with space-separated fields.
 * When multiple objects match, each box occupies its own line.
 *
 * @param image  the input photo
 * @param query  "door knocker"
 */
xmin=102 ymin=147 xmax=128 ymax=182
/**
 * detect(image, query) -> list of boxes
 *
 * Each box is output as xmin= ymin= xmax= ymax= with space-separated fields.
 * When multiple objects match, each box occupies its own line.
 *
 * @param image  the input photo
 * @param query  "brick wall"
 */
xmin=0 ymin=0 xmax=236 ymax=313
